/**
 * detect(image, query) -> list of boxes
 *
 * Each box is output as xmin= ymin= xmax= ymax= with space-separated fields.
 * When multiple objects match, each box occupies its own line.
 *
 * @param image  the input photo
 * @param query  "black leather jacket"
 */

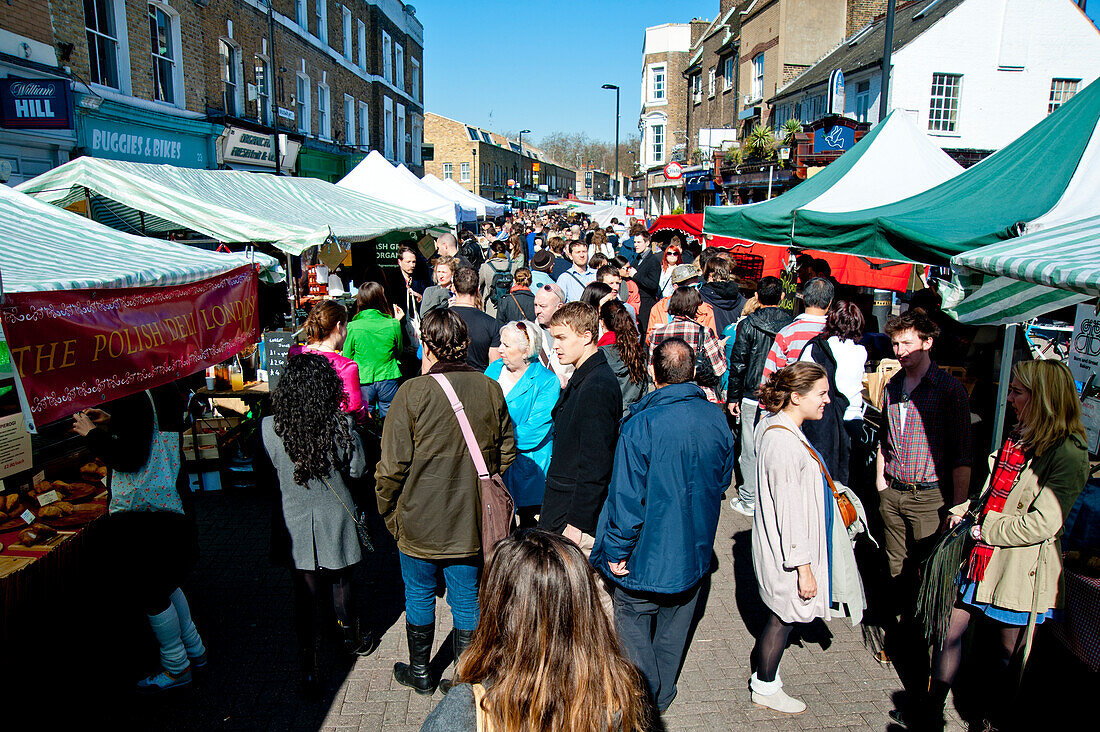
xmin=726 ymin=306 xmax=794 ymax=403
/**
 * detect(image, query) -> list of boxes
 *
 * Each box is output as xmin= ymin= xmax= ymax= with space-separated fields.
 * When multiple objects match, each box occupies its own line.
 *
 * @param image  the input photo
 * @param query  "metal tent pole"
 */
xmin=991 ymin=323 xmax=1018 ymax=452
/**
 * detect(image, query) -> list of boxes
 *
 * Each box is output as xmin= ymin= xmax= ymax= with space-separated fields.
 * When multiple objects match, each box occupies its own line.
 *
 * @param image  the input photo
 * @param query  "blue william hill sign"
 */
xmin=812 ymin=125 xmax=855 ymax=155
xmin=0 ymin=77 xmax=72 ymax=129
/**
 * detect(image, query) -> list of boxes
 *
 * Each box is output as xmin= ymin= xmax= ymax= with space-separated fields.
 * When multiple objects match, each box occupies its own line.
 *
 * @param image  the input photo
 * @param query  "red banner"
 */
xmin=0 ymin=266 xmax=258 ymax=426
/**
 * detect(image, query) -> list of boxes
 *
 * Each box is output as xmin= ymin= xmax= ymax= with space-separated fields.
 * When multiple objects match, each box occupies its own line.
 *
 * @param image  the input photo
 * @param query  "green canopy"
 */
xmin=789 ymin=78 xmax=1100 ymax=264
xmin=17 ymin=157 xmax=448 ymax=255
xmin=950 ymin=215 xmax=1100 ymax=325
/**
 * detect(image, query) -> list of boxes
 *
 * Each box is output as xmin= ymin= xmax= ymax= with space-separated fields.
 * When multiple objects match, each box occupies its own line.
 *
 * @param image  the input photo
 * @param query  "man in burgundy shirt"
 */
xmin=876 ymin=310 xmax=972 ymax=588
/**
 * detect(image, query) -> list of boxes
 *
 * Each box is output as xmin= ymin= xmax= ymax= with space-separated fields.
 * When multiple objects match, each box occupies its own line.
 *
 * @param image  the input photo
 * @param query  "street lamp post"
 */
xmin=602 ymin=84 xmax=619 ymax=199
xmin=518 ymin=129 xmax=531 ymax=204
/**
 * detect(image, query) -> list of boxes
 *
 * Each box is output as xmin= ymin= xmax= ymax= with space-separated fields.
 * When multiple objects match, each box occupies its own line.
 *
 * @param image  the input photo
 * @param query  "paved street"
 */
xmin=82 ymin=486 xmax=1087 ymax=732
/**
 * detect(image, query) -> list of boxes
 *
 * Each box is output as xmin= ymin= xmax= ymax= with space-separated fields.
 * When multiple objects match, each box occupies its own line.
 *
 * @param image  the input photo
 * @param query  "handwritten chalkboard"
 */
xmin=264 ymin=331 xmax=295 ymax=390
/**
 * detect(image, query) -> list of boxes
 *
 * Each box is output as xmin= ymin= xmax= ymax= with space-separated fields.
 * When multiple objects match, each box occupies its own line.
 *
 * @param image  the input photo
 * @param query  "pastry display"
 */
xmin=80 ymin=461 xmax=108 ymax=482
xmin=17 ymin=523 xmax=58 ymax=546
xmin=37 ymin=502 xmax=75 ymax=519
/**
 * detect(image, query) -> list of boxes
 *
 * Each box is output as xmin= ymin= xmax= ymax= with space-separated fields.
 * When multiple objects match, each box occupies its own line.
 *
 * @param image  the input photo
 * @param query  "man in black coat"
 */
xmin=539 ymin=301 xmax=622 ymax=613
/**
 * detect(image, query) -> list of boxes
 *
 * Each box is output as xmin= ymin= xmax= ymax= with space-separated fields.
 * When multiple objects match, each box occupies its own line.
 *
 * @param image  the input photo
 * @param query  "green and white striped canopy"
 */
xmin=17 ymin=157 xmax=448 ymax=255
xmin=950 ymin=215 xmax=1100 ymax=325
xmin=0 ymin=182 xmax=281 ymax=293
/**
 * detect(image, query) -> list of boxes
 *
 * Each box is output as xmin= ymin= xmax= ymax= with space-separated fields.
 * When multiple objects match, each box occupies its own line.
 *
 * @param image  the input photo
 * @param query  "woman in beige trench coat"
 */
xmin=749 ymin=362 xmax=833 ymax=715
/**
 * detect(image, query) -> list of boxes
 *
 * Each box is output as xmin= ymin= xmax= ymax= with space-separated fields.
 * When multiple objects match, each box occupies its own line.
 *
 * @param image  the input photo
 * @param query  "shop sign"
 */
xmin=0 ymin=412 xmax=32 ymax=479
xmin=220 ymin=126 xmax=301 ymax=170
xmin=663 ymin=161 xmax=684 ymax=180
xmin=828 ymin=69 xmax=845 ymax=115
xmin=79 ymin=115 xmax=209 ymax=167
xmin=0 ymin=266 xmax=258 ymax=427
xmin=277 ymin=107 xmax=295 ymax=121
xmin=812 ymin=125 xmax=855 ymax=154
xmin=0 ymin=78 xmax=72 ymax=129
xmin=1069 ymin=303 xmax=1100 ymax=384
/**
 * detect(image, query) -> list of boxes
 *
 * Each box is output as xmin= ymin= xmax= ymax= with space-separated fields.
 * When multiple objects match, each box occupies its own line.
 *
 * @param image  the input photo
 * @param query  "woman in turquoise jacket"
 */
xmin=343 ymin=282 xmax=404 ymax=418
xmin=485 ymin=320 xmax=560 ymax=527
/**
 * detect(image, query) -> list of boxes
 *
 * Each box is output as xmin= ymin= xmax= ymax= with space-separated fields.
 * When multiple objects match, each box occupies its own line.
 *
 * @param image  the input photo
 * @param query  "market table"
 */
xmin=1047 ymin=568 xmax=1100 ymax=671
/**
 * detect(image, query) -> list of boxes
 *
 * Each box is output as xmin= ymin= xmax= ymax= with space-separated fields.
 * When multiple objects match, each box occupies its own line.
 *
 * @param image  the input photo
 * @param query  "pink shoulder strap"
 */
xmin=431 ymin=373 xmax=490 ymax=479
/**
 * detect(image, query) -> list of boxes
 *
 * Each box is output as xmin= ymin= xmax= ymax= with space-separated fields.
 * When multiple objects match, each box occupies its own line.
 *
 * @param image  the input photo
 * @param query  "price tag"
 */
xmin=20 ymin=509 xmax=35 ymax=524
xmin=33 ymin=470 xmax=46 ymax=486
xmin=36 ymin=490 xmax=61 ymax=507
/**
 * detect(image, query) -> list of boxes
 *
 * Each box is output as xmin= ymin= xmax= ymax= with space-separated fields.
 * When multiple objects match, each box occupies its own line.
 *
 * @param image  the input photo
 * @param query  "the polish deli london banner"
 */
xmin=0 ymin=266 xmax=259 ymax=425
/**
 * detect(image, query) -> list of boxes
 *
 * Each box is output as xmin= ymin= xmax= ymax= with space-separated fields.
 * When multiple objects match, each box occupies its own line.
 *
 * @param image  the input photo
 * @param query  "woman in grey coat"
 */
xmin=262 ymin=353 xmax=374 ymax=692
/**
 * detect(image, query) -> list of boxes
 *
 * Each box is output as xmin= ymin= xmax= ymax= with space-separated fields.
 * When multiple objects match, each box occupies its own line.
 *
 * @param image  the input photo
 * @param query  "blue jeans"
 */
xmin=398 ymin=552 xmax=481 ymax=631
xmin=360 ymin=379 xmax=400 ymax=418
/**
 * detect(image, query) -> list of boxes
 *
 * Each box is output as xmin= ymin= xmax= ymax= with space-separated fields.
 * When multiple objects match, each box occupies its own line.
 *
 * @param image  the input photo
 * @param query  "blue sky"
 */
xmin=419 ymin=1 xmax=1100 ymax=145
xmin=419 ymin=0 xmax=714 ymax=145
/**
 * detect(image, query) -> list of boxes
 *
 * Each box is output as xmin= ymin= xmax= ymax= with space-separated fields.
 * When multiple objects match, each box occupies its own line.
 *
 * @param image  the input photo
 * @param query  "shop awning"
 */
xmin=17 ymin=157 xmax=448 ymax=255
xmin=950 ymin=215 xmax=1100 ymax=325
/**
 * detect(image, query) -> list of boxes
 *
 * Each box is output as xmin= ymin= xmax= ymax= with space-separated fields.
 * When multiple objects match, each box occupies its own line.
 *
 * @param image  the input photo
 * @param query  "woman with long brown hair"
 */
xmin=291 ymin=300 xmax=366 ymax=422
xmin=599 ymin=299 xmax=650 ymax=417
xmin=420 ymin=529 xmax=648 ymax=731
xmin=342 ymin=281 xmax=404 ymax=418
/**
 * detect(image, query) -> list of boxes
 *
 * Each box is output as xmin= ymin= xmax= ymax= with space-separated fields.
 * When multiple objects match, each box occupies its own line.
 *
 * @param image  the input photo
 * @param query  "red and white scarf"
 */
xmin=966 ymin=434 xmax=1027 ymax=583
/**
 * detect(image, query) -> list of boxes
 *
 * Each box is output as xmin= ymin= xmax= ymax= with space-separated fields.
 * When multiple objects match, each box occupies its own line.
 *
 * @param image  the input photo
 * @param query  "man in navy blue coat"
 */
xmin=592 ymin=338 xmax=736 ymax=713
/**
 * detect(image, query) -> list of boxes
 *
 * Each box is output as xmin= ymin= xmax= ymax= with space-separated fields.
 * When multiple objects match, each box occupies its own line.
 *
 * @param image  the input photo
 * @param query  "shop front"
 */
xmin=75 ymin=96 xmax=220 ymax=169
xmin=0 ymin=68 xmax=76 ymax=185
xmin=683 ymin=168 xmax=717 ymax=213
xmin=296 ymin=142 xmax=363 ymax=184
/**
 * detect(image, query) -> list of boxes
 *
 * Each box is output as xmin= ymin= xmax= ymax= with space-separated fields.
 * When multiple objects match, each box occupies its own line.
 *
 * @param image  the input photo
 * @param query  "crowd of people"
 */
xmin=77 ymin=209 xmax=1088 ymax=732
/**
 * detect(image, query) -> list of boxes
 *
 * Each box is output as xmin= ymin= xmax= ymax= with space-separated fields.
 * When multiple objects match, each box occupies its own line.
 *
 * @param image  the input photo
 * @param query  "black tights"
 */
xmin=755 ymin=611 xmax=795 ymax=683
xmin=293 ymin=568 xmax=355 ymax=648
xmin=931 ymin=605 xmax=1022 ymax=689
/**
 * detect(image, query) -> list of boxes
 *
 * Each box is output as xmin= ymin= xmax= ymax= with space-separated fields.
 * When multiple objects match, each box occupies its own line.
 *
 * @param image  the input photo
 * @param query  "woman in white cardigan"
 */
xmin=750 ymin=361 xmax=834 ymax=715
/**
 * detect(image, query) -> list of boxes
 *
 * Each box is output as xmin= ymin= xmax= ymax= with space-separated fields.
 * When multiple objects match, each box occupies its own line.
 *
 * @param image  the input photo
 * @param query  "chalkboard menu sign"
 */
xmin=264 ymin=331 xmax=295 ymax=390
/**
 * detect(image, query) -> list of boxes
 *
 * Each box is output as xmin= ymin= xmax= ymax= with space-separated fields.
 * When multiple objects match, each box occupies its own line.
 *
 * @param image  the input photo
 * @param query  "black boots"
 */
xmin=890 ymin=681 xmax=949 ymax=731
xmin=394 ymin=623 xmax=437 ymax=695
xmin=338 ymin=618 xmax=378 ymax=657
xmin=298 ymin=641 xmax=322 ymax=695
xmin=439 ymin=628 xmax=476 ymax=695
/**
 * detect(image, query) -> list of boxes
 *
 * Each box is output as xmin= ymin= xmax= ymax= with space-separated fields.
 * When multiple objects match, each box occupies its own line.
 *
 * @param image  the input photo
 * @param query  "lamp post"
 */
xmin=602 ymin=84 xmax=619 ymax=199
xmin=518 ymin=129 xmax=531 ymax=204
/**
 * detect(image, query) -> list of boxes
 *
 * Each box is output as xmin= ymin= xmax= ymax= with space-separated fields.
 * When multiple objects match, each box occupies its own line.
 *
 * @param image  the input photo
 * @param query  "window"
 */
xmin=295 ymin=0 xmax=307 ymax=28
xmin=751 ymin=53 xmax=764 ymax=101
xmin=928 ymin=73 xmax=962 ymax=133
xmin=460 ymin=162 xmax=470 ymax=182
xmin=148 ymin=4 xmax=178 ymax=104
xmin=480 ymin=131 xmax=492 ymax=144
xmin=1049 ymin=78 xmax=1080 ymax=114
xmin=708 ymin=67 xmax=716 ymax=97
xmin=396 ymin=102 xmax=406 ymax=162
xmin=357 ymin=20 xmax=366 ymax=71
xmin=855 ymin=80 xmax=870 ymax=123
xmin=411 ymin=114 xmax=422 ymax=164
xmin=314 ymin=0 xmax=327 ymax=44
xmin=255 ymin=56 xmax=271 ymax=125
xmin=383 ymin=96 xmax=394 ymax=158
xmin=219 ymin=40 xmax=238 ymax=116
xmin=649 ymin=64 xmax=666 ymax=102
xmin=296 ymin=73 xmax=310 ymax=134
xmin=652 ymin=124 xmax=664 ymax=164
xmin=692 ymin=73 xmax=701 ymax=103
xmin=341 ymin=7 xmax=352 ymax=59
xmin=344 ymin=95 xmax=355 ymax=145
xmin=723 ymin=56 xmax=734 ymax=91
xmin=358 ymin=100 xmax=369 ymax=149
xmin=410 ymin=58 xmax=420 ymax=102
xmin=84 ymin=0 xmax=121 ymax=89
xmin=773 ymin=104 xmax=791 ymax=130
xmin=317 ymin=83 xmax=330 ymax=139
xmin=395 ymin=43 xmax=404 ymax=92
xmin=466 ymin=126 xmax=479 ymax=141
xmin=382 ymin=32 xmax=392 ymax=83
xmin=443 ymin=163 xmax=453 ymax=180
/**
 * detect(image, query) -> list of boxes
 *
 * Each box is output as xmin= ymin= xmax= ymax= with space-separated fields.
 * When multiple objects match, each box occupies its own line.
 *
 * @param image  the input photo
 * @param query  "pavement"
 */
xmin=43 ymin=486 xmax=1089 ymax=731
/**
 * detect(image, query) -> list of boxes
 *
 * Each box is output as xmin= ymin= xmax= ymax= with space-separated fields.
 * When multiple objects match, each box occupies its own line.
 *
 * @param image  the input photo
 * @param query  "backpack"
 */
xmin=460 ymin=238 xmax=485 ymax=269
xmin=487 ymin=259 xmax=514 ymax=305
xmin=691 ymin=324 xmax=721 ymax=389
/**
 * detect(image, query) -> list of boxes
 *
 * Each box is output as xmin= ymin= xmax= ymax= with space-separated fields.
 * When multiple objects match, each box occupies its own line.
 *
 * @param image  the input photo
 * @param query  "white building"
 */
xmin=638 ymin=23 xmax=695 ymax=215
xmin=770 ymin=0 xmax=1100 ymax=163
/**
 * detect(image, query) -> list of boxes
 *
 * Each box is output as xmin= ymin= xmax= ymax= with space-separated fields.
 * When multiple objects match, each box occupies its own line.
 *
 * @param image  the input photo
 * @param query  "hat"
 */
xmin=671 ymin=263 xmax=701 ymax=285
xmin=531 ymin=250 xmax=554 ymax=272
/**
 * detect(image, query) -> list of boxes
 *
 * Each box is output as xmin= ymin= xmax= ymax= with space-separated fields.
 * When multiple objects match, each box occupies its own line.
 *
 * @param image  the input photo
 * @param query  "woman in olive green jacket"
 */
xmin=916 ymin=360 xmax=1088 ymax=730
xmin=342 ymin=282 xmax=404 ymax=418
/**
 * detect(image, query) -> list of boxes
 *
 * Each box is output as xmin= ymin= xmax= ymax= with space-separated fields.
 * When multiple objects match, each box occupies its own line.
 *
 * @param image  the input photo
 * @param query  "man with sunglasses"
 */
xmin=533 ymin=283 xmax=572 ymax=387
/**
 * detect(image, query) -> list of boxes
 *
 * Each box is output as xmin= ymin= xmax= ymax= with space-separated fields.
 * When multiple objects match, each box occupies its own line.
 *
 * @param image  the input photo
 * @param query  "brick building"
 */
xmin=424 ymin=112 xmax=576 ymax=206
xmin=1 ymin=0 xmax=423 ymax=185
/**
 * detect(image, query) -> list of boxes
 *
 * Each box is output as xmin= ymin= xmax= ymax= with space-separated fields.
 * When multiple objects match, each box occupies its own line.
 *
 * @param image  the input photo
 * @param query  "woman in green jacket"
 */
xmin=910 ymin=359 xmax=1088 ymax=731
xmin=343 ymin=282 xmax=404 ymax=418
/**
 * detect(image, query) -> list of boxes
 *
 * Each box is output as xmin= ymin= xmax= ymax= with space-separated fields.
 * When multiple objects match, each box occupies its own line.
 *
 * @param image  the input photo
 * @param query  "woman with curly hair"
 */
xmin=599 ymin=299 xmax=650 ymax=418
xmin=290 ymin=300 xmax=366 ymax=422
xmin=261 ymin=353 xmax=373 ymax=691
xmin=421 ymin=529 xmax=648 ymax=732
xmin=375 ymin=308 xmax=516 ymax=696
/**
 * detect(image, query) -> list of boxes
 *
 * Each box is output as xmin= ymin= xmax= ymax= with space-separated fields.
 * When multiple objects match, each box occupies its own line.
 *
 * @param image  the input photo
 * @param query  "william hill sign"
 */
xmin=0 ymin=78 xmax=72 ymax=129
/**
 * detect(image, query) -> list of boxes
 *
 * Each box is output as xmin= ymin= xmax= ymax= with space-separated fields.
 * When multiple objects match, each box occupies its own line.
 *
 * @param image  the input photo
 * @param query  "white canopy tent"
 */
xmin=339 ymin=152 xmax=468 ymax=229
xmin=423 ymin=174 xmax=508 ymax=218
xmin=392 ymin=164 xmax=477 ymax=223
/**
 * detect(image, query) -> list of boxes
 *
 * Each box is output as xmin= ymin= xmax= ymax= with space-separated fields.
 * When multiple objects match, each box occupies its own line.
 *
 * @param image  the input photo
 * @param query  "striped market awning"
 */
xmin=0 ymin=182 xmax=281 ymax=293
xmin=950 ymin=215 xmax=1100 ymax=325
xmin=17 ymin=157 xmax=448 ymax=255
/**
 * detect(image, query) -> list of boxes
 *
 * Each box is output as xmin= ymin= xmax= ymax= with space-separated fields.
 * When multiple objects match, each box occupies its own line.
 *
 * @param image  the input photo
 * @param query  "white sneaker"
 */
xmin=730 ymin=498 xmax=755 ymax=517
xmin=751 ymin=688 xmax=806 ymax=715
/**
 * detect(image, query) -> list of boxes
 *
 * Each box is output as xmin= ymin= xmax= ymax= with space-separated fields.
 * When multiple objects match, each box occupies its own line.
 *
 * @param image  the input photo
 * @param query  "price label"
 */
xmin=33 ymin=470 xmax=46 ymax=486
xmin=20 ymin=509 xmax=35 ymax=524
xmin=36 ymin=490 xmax=61 ymax=507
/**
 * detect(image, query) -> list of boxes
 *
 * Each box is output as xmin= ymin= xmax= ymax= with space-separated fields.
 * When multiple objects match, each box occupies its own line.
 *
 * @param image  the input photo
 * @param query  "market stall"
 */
xmin=338 ymin=151 xmax=473 ymax=229
xmin=420 ymin=173 xmax=508 ymax=219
